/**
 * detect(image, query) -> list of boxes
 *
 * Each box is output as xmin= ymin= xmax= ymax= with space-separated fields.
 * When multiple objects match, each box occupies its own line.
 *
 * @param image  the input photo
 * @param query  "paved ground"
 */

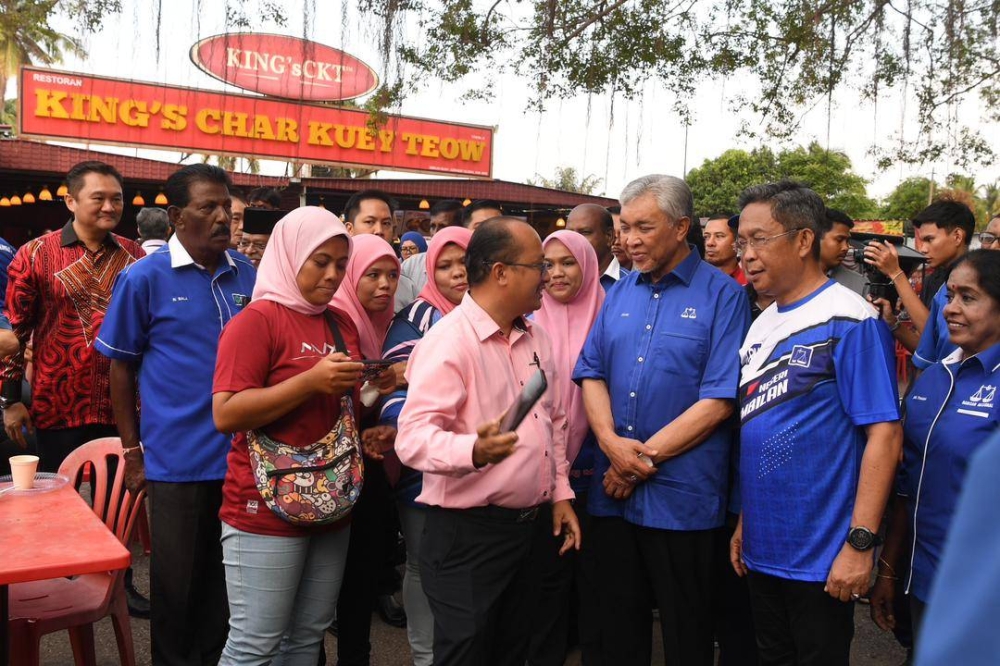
xmin=37 ymin=541 xmax=909 ymax=666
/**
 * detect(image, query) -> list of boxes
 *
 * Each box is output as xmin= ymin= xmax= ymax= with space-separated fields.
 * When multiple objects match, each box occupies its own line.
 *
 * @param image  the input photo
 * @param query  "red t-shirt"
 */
xmin=729 ymin=265 xmax=748 ymax=286
xmin=214 ymin=300 xmax=362 ymax=537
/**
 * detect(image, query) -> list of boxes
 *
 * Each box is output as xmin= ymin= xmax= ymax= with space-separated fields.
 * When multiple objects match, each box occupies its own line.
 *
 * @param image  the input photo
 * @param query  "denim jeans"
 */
xmin=218 ymin=522 xmax=351 ymax=666
xmin=398 ymin=502 xmax=434 ymax=666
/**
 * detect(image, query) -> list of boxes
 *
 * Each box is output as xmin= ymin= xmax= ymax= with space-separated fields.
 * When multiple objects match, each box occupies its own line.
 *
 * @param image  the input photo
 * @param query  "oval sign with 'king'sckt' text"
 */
xmin=190 ymin=33 xmax=380 ymax=101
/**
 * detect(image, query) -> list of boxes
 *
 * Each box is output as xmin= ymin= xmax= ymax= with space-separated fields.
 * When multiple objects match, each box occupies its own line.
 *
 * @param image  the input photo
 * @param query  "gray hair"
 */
xmin=137 ymin=207 xmax=170 ymax=241
xmin=737 ymin=180 xmax=824 ymax=258
xmin=619 ymin=174 xmax=694 ymax=223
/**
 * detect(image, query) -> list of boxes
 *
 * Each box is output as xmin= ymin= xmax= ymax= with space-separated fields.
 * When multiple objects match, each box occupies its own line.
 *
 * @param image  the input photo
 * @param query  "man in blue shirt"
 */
xmin=574 ymin=174 xmax=750 ymax=665
xmin=97 ymin=164 xmax=256 ymax=666
xmin=732 ymin=181 xmax=902 ymax=665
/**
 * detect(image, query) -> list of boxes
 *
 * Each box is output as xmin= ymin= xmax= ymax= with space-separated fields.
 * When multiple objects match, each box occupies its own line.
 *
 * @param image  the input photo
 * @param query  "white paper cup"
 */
xmin=9 ymin=455 xmax=39 ymax=490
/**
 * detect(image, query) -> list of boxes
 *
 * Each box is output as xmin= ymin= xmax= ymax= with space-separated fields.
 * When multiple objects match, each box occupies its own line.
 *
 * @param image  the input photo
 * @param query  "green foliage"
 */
xmin=686 ymin=142 xmax=876 ymax=218
xmin=366 ymin=0 xmax=1000 ymax=169
xmin=527 ymin=167 xmax=604 ymax=195
xmin=0 ymin=0 xmax=85 ymax=103
xmin=879 ymin=177 xmax=936 ymax=222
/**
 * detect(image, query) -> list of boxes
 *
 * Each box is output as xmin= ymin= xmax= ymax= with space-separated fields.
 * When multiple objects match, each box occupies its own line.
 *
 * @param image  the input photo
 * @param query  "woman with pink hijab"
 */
xmin=212 ymin=206 xmax=369 ymax=665
xmin=529 ymin=229 xmax=605 ymax=666
xmin=378 ymin=225 xmax=472 ymax=666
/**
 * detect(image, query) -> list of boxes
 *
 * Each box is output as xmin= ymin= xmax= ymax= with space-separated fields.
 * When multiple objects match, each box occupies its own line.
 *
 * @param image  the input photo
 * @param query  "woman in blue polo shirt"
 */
xmin=870 ymin=250 xmax=1000 ymax=647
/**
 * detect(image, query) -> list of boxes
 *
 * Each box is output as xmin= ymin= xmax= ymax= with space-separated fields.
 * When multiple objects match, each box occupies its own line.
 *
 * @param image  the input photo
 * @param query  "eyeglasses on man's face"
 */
xmin=237 ymin=240 xmax=267 ymax=252
xmin=733 ymin=228 xmax=806 ymax=257
xmin=980 ymin=233 xmax=998 ymax=247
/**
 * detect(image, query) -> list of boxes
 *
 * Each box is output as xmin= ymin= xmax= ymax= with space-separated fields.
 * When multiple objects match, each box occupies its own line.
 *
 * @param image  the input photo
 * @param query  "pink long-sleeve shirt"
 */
xmin=395 ymin=292 xmax=573 ymax=509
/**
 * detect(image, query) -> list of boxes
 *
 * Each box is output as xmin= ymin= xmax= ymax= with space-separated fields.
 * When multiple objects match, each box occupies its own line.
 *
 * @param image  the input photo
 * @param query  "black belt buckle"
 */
xmin=516 ymin=506 xmax=539 ymax=523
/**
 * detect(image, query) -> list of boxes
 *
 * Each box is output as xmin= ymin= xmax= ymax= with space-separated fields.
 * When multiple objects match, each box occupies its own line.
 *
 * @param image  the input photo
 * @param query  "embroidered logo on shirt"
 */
xmin=964 ymin=385 xmax=995 ymax=409
xmin=680 ymin=307 xmax=697 ymax=319
xmin=233 ymin=293 xmax=249 ymax=307
xmin=300 ymin=342 xmax=338 ymax=356
xmin=246 ymin=500 xmax=259 ymax=515
xmin=789 ymin=345 xmax=814 ymax=368
xmin=171 ymin=296 xmax=190 ymax=302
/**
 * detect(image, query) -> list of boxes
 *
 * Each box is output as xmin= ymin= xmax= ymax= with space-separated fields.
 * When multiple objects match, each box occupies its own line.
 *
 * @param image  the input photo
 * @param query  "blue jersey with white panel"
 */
xmin=739 ymin=279 xmax=900 ymax=582
xmin=899 ymin=343 xmax=1000 ymax=602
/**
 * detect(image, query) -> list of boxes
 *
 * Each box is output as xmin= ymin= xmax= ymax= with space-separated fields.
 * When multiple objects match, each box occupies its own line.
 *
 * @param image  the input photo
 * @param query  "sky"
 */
xmin=11 ymin=0 xmax=998 ymax=202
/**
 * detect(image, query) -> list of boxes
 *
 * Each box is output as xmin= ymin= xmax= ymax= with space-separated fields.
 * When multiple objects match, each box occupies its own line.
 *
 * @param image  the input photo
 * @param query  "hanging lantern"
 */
xmin=154 ymin=192 xmax=168 ymax=205
xmin=38 ymin=186 xmax=53 ymax=201
xmin=56 ymin=184 xmax=69 ymax=197
xmin=418 ymin=199 xmax=430 ymax=210
xmin=10 ymin=195 xmax=21 ymax=206
xmin=555 ymin=217 xmax=566 ymax=228
xmin=133 ymin=192 xmax=145 ymax=207
xmin=23 ymin=191 xmax=36 ymax=204
xmin=463 ymin=198 xmax=472 ymax=206
xmin=0 ymin=197 xmax=10 ymax=207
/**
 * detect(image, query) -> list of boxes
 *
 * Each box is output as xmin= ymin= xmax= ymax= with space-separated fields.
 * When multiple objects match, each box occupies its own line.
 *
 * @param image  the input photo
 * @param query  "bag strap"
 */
xmin=323 ymin=309 xmax=350 ymax=356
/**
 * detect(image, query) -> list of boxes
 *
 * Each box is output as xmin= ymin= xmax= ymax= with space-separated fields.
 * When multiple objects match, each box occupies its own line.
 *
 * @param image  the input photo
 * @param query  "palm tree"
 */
xmin=0 ymin=0 xmax=84 ymax=104
xmin=982 ymin=181 xmax=1000 ymax=219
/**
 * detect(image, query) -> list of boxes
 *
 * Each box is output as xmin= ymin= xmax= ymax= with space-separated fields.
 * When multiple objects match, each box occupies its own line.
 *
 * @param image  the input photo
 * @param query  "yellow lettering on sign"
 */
xmin=120 ymin=100 xmax=150 ymax=127
xmin=308 ymin=121 xmax=333 ymax=146
xmin=34 ymin=90 xmax=70 ymax=119
xmin=161 ymin=105 xmax=188 ymax=131
xmin=223 ymin=112 xmax=250 ymax=138
xmin=276 ymin=118 xmax=298 ymax=143
xmin=334 ymin=125 xmax=357 ymax=149
xmin=439 ymin=137 xmax=460 ymax=160
xmin=196 ymin=109 xmax=221 ymax=134
xmin=70 ymin=94 xmax=87 ymax=120
xmin=459 ymin=140 xmax=485 ymax=162
xmin=90 ymin=96 xmax=118 ymax=124
xmin=400 ymin=132 xmax=420 ymax=155
xmin=378 ymin=130 xmax=394 ymax=152
xmin=420 ymin=135 xmax=440 ymax=158
xmin=252 ymin=115 xmax=275 ymax=140
xmin=356 ymin=130 xmax=376 ymax=151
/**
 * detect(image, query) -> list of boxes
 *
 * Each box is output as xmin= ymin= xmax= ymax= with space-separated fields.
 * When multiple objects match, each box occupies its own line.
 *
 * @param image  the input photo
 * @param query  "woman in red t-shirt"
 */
xmin=212 ymin=206 xmax=392 ymax=665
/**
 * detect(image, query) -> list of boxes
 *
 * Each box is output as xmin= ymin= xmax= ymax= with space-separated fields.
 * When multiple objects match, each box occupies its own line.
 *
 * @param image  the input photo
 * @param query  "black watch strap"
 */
xmin=1 ymin=379 xmax=22 ymax=406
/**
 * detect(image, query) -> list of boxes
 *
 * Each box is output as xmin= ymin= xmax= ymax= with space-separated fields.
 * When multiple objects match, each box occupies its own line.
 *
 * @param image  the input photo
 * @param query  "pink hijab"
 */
xmin=534 ymin=230 xmax=605 ymax=464
xmin=251 ymin=206 xmax=352 ymax=315
xmin=331 ymin=234 xmax=401 ymax=359
xmin=418 ymin=226 xmax=473 ymax=315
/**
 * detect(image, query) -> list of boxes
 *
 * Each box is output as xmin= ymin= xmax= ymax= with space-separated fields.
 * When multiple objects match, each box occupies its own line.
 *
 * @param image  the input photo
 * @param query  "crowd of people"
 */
xmin=2 ymin=159 xmax=998 ymax=666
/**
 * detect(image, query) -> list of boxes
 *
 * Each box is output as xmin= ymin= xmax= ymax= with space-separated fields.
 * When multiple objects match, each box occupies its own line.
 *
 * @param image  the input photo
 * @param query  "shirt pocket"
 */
xmin=650 ymin=330 xmax=707 ymax=387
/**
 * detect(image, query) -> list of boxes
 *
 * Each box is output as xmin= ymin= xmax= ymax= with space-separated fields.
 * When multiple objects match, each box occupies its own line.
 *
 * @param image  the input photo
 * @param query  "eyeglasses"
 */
xmin=733 ymin=228 xmax=806 ymax=256
xmin=485 ymin=260 xmax=550 ymax=274
xmin=237 ymin=240 xmax=267 ymax=252
xmin=981 ymin=233 xmax=998 ymax=246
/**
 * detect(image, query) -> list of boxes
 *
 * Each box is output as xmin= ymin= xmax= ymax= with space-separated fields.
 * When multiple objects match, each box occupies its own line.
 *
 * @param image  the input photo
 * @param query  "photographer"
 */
xmin=864 ymin=201 xmax=974 ymax=355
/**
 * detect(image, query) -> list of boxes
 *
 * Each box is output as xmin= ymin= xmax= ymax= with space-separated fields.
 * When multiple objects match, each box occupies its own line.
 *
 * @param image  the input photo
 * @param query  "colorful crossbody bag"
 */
xmin=246 ymin=311 xmax=364 ymax=526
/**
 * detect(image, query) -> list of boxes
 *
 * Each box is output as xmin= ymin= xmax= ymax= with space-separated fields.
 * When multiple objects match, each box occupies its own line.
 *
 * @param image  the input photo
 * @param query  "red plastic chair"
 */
xmin=7 ymin=437 xmax=145 ymax=666
xmin=896 ymin=341 xmax=911 ymax=383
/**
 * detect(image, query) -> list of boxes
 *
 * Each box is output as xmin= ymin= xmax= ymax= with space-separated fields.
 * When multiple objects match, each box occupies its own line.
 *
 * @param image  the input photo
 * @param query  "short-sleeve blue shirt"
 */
xmin=913 ymin=284 xmax=956 ymax=369
xmin=900 ymin=343 xmax=1000 ymax=602
xmin=96 ymin=237 xmax=256 ymax=482
xmin=573 ymin=247 xmax=750 ymax=530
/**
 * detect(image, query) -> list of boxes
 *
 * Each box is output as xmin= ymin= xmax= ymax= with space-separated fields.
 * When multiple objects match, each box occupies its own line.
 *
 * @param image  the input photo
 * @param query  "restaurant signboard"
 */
xmin=19 ymin=67 xmax=494 ymax=178
xmin=189 ymin=33 xmax=379 ymax=102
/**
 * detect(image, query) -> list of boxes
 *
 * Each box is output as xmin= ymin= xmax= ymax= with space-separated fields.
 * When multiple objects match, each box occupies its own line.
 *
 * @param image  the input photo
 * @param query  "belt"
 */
xmin=462 ymin=504 xmax=542 ymax=523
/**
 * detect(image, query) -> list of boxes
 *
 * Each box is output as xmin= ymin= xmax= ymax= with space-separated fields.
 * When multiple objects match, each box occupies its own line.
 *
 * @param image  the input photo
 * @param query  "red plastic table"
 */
xmin=0 ymin=484 xmax=131 ymax=666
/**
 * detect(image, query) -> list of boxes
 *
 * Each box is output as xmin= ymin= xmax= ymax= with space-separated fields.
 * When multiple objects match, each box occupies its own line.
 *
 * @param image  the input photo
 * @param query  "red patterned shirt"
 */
xmin=1 ymin=221 xmax=143 ymax=429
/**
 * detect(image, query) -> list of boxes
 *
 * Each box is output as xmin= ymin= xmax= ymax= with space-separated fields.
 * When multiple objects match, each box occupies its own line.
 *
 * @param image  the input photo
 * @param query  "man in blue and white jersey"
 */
xmin=731 ymin=181 xmax=903 ymax=665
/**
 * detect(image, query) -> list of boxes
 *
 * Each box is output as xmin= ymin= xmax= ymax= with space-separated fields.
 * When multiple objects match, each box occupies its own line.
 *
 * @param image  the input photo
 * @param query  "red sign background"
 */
xmin=190 ymin=33 xmax=380 ymax=101
xmin=19 ymin=67 xmax=494 ymax=178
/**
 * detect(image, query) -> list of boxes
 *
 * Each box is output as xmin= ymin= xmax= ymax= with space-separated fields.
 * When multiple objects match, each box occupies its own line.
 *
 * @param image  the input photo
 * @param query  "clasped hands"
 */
xmin=601 ymin=435 xmax=658 ymax=500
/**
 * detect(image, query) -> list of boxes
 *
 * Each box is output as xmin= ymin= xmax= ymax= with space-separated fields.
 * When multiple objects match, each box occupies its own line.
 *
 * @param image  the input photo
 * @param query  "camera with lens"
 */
xmin=849 ymin=247 xmax=898 ymax=303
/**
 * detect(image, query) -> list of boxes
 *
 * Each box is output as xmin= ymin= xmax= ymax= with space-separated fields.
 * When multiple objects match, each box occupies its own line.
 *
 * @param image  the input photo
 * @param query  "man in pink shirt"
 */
xmin=396 ymin=217 xmax=581 ymax=666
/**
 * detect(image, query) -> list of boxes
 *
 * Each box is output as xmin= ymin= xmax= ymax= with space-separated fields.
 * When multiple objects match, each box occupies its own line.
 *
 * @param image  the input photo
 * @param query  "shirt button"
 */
xmin=638 ymin=357 xmax=644 ymax=362
xmin=627 ymin=426 xmax=634 ymax=432
xmin=654 ymin=293 xmax=660 ymax=299
xmin=630 ymin=392 xmax=636 ymax=398
xmin=646 ymin=325 xmax=652 ymax=330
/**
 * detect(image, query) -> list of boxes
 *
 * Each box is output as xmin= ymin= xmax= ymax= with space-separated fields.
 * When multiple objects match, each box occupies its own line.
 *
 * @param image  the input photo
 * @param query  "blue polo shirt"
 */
xmin=96 ymin=237 xmax=256 ymax=482
xmin=915 ymin=430 xmax=1000 ymax=666
xmin=913 ymin=284 xmax=956 ymax=369
xmin=900 ymin=343 xmax=1000 ymax=602
xmin=573 ymin=247 xmax=750 ymax=530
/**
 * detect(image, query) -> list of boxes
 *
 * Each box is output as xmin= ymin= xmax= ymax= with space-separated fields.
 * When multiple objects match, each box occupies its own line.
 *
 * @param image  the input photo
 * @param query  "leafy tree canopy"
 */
xmin=527 ymin=166 xmax=604 ymax=195
xmin=686 ymin=142 xmax=876 ymax=218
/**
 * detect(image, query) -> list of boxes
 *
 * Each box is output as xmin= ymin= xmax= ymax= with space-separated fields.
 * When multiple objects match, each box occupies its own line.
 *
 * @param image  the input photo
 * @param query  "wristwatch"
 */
xmin=846 ymin=526 xmax=881 ymax=551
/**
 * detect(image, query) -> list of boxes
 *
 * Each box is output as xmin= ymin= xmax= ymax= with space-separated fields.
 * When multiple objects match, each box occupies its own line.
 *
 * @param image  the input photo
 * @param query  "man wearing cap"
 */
xmin=237 ymin=208 xmax=279 ymax=268
xmin=703 ymin=214 xmax=747 ymax=285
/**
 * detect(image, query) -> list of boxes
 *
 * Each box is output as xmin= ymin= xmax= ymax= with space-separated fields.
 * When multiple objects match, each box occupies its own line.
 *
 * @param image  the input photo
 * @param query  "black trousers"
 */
xmin=528 ymin=495 xmax=601 ymax=666
xmin=420 ymin=505 xmax=547 ymax=666
xmin=715 ymin=515 xmax=760 ymax=666
xmin=590 ymin=515 xmax=715 ymax=666
xmin=336 ymin=458 xmax=392 ymax=666
xmin=147 ymin=480 xmax=229 ymax=666
xmin=36 ymin=423 xmax=119 ymax=473
xmin=746 ymin=571 xmax=855 ymax=666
